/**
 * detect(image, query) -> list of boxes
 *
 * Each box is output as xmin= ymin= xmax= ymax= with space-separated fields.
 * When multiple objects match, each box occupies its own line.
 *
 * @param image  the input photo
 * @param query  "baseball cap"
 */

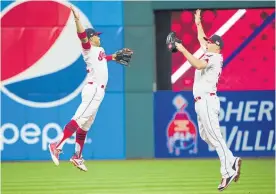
xmin=204 ymin=35 xmax=224 ymax=49
xmin=85 ymin=28 xmax=102 ymax=39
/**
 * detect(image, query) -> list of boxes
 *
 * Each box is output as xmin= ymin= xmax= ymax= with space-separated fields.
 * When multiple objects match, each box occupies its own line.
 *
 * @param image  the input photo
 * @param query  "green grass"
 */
xmin=1 ymin=159 xmax=275 ymax=194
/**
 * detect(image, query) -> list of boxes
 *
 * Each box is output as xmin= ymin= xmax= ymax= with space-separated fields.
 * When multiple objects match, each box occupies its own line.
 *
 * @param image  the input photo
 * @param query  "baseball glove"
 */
xmin=114 ymin=48 xmax=134 ymax=66
xmin=166 ymin=32 xmax=182 ymax=53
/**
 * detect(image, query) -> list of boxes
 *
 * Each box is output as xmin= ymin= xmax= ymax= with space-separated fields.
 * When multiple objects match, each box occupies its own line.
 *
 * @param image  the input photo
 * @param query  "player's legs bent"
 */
xmin=195 ymin=95 xmax=235 ymax=178
xmin=72 ymin=84 xmax=105 ymax=157
xmin=54 ymin=84 xmax=97 ymax=150
xmin=49 ymin=84 xmax=104 ymax=166
xmin=74 ymin=113 xmax=98 ymax=158
xmin=56 ymin=120 xmax=80 ymax=150
xmin=70 ymin=84 xmax=104 ymax=171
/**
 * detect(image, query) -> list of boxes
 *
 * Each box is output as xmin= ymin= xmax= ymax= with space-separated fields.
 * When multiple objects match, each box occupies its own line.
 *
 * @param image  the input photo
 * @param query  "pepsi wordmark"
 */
xmin=0 ymin=123 xmax=92 ymax=152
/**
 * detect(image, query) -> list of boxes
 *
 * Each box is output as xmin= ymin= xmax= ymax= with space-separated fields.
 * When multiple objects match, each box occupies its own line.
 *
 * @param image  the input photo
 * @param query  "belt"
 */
xmin=194 ymin=93 xmax=216 ymax=102
xmin=88 ymin=82 xmax=105 ymax=89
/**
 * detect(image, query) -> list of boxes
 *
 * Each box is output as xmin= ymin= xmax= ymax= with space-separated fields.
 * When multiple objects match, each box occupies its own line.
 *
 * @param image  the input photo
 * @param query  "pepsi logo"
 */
xmin=1 ymin=0 xmax=92 ymax=108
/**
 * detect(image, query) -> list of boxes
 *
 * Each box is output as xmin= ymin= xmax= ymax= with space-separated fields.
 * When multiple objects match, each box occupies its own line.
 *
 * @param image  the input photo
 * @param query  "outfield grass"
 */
xmin=1 ymin=159 xmax=275 ymax=194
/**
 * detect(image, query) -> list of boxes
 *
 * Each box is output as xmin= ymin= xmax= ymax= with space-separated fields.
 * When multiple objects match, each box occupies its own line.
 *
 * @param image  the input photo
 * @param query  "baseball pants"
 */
xmin=195 ymin=94 xmax=235 ymax=178
xmin=72 ymin=82 xmax=105 ymax=131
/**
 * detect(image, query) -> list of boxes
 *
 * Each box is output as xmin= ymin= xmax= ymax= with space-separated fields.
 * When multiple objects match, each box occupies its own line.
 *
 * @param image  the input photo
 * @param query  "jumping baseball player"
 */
xmin=167 ymin=9 xmax=242 ymax=191
xmin=49 ymin=6 xmax=133 ymax=172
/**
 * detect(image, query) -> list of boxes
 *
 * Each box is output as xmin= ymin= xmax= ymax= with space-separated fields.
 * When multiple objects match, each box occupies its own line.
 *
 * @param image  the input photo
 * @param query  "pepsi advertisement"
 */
xmin=154 ymin=91 xmax=275 ymax=158
xmin=1 ymin=1 xmax=126 ymax=160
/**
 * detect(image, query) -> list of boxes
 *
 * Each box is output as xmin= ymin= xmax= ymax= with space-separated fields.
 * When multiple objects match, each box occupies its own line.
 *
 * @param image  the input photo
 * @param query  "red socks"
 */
xmin=56 ymin=119 xmax=88 ymax=158
xmin=56 ymin=120 xmax=79 ymax=149
xmin=75 ymin=128 xmax=88 ymax=158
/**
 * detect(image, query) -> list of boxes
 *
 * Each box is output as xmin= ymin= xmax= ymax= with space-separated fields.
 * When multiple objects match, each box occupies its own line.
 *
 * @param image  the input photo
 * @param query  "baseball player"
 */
xmin=173 ymin=9 xmax=242 ymax=191
xmin=49 ymin=6 xmax=133 ymax=172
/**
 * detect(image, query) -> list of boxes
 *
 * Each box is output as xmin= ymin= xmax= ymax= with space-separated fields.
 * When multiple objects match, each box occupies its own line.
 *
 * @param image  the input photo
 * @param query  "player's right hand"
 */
xmin=194 ymin=9 xmax=201 ymax=25
xmin=175 ymin=42 xmax=185 ymax=53
xmin=70 ymin=5 xmax=79 ymax=21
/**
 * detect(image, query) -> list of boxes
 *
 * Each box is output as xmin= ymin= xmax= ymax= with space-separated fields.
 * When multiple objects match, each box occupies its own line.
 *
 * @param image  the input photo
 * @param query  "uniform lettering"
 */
xmin=98 ymin=51 xmax=106 ymax=61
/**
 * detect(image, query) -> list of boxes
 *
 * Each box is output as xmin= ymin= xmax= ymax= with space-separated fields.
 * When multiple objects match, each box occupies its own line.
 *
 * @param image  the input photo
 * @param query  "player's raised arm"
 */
xmin=70 ymin=6 xmax=88 ymax=44
xmin=195 ymin=9 xmax=208 ymax=49
xmin=175 ymin=42 xmax=207 ymax=70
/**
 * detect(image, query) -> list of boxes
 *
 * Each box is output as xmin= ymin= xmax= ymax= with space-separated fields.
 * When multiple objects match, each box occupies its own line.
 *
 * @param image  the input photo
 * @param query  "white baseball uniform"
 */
xmin=72 ymin=46 xmax=108 ymax=131
xmin=193 ymin=51 xmax=236 ymax=178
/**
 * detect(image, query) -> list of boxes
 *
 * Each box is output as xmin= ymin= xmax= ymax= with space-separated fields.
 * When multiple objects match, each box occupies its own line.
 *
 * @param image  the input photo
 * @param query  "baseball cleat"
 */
xmin=217 ymin=171 xmax=237 ymax=192
xmin=232 ymin=157 xmax=242 ymax=182
xmin=48 ymin=142 xmax=62 ymax=166
xmin=70 ymin=154 xmax=88 ymax=172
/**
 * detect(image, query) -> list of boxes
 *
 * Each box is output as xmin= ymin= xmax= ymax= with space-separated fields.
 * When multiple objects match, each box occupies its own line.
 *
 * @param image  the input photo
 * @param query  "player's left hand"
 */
xmin=114 ymin=48 xmax=134 ymax=67
xmin=175 ymin=42 xmax=185 ymax=53
xmin=166 ymin=32 xmax=182 ymax=53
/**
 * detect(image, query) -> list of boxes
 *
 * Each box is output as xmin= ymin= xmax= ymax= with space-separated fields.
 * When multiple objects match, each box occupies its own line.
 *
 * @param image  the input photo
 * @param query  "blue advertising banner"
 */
xmin=1 ymin=0 xmax=125 ymax=160
xmin=154 ymin=91 xmax=275 ymax=158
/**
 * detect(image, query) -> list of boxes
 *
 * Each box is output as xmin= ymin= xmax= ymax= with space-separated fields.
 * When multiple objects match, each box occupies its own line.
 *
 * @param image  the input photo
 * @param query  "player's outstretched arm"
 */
xmin=195 ymin=9 xmax=207 ymax=48
xmin=106 ymin=48 xmax=133 ymax=66
xmin=105 ymin=54 xmax=117 ymax=61
xmin=175 ymin=42 xmax=207 ymax=70
xmin=70 ymin=6 xmax=88 ymax=44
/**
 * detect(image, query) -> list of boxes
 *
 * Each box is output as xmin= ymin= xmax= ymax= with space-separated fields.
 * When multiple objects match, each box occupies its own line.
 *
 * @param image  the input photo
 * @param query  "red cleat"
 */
xmin=48 ymin=143 xmax=62 ymax=166
xmin=70 ymin=154 xmax=88 ymax=172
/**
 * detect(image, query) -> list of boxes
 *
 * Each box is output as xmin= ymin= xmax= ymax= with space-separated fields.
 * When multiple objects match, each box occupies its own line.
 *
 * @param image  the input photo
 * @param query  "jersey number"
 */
xmin=98 ymin=51 xmax=106 ymax=61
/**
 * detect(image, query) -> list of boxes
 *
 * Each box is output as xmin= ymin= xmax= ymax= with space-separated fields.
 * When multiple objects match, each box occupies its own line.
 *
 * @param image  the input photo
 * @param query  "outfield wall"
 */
xmin=1 ymin=1 xmax=274 ymax=161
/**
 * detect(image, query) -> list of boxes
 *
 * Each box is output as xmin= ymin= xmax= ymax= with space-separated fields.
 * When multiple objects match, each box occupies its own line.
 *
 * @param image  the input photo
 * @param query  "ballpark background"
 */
xmin=1 ymin=1 xmax=275 ymax=194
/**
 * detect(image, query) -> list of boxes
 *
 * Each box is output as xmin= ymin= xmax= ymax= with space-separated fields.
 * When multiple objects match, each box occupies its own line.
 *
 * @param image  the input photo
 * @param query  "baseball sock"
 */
xmin=75 ymin=128 xmax=87 ymax=158
xmin=56 ymin=120 xmax=79 ymax=150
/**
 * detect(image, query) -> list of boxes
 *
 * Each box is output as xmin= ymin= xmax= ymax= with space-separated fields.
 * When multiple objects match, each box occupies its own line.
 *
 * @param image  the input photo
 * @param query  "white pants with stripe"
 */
xmin=72 ymin=83 xmax=105 ymax=131
xmin=195 ymin=94 xmax=235 ymax=178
